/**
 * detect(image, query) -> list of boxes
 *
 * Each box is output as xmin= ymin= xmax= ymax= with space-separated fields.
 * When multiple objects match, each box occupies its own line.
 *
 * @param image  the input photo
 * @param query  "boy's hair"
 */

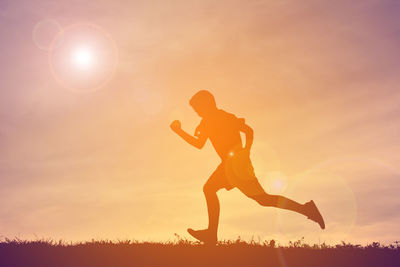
xmin=189 ymin=90 xmax=217 ymax=109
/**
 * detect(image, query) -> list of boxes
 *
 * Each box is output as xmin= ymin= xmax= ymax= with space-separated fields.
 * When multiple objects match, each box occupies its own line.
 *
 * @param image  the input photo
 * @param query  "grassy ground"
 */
xmin=0 ymin=237 xmax=399 ymax=267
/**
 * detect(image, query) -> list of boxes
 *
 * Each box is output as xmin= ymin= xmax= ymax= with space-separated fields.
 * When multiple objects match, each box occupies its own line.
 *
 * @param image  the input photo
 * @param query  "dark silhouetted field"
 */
xmin=0 ymin=237 xmax=399 ymax=267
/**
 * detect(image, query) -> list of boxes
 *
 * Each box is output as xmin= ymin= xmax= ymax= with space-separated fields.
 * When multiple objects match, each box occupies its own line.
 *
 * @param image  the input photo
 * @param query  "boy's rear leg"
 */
xmin=251 ymin=193 xmax=305 ymax=214
xmin=304 ymin=200 xmax=325 ymax=229
xmin=250 ymin=193 xmax=325 ymax=229
xmin=237 ymin=180 xmax=325 ymax=229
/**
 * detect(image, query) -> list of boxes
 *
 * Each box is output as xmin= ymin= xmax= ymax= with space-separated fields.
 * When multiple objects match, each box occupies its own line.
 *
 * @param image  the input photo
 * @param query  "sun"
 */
xmin=49 ymin=24 xmax=118 ymax=92
xmin=72 ymin=46 xmax=95 ymax=70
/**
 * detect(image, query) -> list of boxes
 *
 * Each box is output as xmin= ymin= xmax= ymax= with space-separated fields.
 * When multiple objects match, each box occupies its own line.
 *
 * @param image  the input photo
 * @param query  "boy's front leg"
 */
xmin=187 ymin=179 xmax=221 ymax=244
xmin=187 ymin=228 xmax=217 ymax=245
xmin=203 ymin=185 xmax=220 ymax=238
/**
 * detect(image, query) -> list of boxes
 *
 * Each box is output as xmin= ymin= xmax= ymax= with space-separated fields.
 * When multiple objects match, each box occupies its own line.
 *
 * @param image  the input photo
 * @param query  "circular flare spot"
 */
xmin=266 ymin=171 xmax=288 ymax=194
xmin=33 ymin=19 xmax=62 ymax=51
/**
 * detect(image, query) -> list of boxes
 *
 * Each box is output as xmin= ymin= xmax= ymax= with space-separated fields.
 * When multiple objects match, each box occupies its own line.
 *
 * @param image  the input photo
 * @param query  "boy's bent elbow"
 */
xmin=194 ymin=139 xmax=206 ymax=149
xmin=240 ymin=123 xmax=253 ymax=136
xmin=195 ymin=142 xmax=205 ymax=149
xmin=245 ymin=126 xmax=254 ymax=136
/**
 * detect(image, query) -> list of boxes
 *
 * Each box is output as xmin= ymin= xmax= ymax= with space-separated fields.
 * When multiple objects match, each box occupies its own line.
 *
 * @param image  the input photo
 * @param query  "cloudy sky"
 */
xmin=0 ymin=0 xmax=399 ymax=245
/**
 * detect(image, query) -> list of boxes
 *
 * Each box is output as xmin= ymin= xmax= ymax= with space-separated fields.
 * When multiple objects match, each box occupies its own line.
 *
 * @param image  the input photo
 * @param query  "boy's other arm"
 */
xmin=170 ymin=120 xmax=207 ymax=149
xmin=239 ymin=122 xmax=254 ymax=153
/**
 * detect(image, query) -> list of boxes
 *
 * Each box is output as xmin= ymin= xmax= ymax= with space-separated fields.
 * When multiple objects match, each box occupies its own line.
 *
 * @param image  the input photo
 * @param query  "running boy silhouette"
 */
xmin=170 ymin=90 xmax=325 ymax=244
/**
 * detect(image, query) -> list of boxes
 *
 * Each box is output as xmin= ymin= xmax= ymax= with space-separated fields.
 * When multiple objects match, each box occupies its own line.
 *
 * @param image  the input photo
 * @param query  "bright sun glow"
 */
xmin=50 ymin=24 xmax=117 ymax=91
xmin=73 ymin=47 xmax=94 ymax=70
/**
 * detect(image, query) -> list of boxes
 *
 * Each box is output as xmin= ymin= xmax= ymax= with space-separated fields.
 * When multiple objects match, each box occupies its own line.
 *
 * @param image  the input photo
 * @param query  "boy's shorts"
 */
xmin=206 ymin=149 xmax=266 ymax=197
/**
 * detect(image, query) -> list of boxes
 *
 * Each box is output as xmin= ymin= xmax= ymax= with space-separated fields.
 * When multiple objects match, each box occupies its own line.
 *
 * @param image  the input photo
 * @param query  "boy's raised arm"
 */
xmin=239 ymin=122 xmax=254 ymax=154
xmin=170 ymin=120 xmax=207 ymax=149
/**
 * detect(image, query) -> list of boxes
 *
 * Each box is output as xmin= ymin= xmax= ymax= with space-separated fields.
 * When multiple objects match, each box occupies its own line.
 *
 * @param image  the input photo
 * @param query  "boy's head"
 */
xmin=189 ymin=90 xmax=217 ymax=117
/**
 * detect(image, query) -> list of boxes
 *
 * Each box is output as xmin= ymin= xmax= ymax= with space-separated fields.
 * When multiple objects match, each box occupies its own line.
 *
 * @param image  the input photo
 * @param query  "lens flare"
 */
xmin=33 ymin=19 xmax=62 ymax=51
xmin=266 ymin=171 xmax=288 ymax=194
xmin=274 ymin=168 xmax=358 ymax=245
xmin=49 ymin=23 xmax=118 ymax=92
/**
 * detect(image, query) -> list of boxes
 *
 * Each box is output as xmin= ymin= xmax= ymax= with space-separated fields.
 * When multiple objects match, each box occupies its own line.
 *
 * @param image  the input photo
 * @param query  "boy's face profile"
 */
xmin=191 ymin=104 xmax=206 ymax=118
xmin=189 ymin=90 xmax=217 ymax=118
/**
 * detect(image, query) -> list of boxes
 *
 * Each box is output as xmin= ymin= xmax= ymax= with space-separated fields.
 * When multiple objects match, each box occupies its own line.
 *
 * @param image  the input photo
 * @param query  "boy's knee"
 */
xmin=251 ymin=194 xmax=276 ymax=206
xmin=251 ymin=195 xmax=265 ymax=205
xmin=203 ymin=182 xmax=216 ymax=194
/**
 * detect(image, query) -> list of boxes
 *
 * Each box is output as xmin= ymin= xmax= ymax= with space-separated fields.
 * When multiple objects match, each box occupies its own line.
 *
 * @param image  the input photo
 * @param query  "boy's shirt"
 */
xmin=194 ymin=109 xmax=245 ymax=160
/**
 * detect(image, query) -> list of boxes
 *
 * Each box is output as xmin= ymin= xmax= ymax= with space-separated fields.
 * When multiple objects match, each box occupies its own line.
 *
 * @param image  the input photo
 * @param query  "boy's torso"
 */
xmin=197 ymin=109 xmax=244 ymax=160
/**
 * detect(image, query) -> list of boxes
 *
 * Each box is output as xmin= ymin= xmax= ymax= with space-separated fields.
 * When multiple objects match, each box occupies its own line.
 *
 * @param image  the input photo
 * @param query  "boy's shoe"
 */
xmin=305 ymin=200 xmax=325 ymax=229
xmin=187 ymin=228 xmax=217 ymax=245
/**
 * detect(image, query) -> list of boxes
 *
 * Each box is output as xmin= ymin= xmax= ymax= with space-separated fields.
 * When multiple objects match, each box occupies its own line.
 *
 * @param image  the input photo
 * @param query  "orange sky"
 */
xmin=1 ymin=0 xmax=400 ymax=245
